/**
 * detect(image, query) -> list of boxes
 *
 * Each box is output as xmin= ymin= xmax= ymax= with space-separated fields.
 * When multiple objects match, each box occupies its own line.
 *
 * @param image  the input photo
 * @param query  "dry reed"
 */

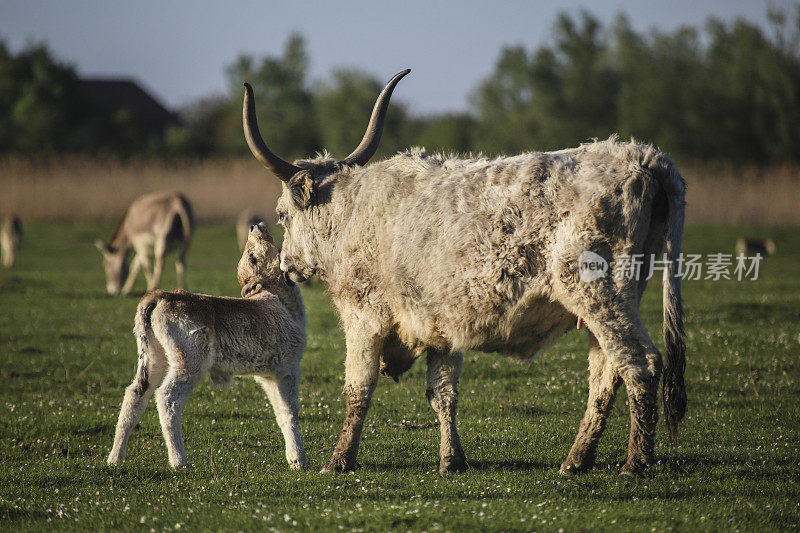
xmin=1 ymin=155 xmax=798 ymax=225
xmin=0 ymin=155 xmax=282 ymax=223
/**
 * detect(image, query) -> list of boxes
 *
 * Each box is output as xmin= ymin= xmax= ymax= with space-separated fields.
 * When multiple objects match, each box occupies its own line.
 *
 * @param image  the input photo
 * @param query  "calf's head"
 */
xmin=237 ymin=223 xmax=285 ymax=295
xmin=94 ymin=241 xmax=129 ymax=296
xmin=242 ymin=69 xmax=410 ymax=283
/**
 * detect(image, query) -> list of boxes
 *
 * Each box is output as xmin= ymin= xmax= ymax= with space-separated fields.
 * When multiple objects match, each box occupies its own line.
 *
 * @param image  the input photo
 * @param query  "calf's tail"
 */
xmin=133 ymin=294 xmax=159 ymax=395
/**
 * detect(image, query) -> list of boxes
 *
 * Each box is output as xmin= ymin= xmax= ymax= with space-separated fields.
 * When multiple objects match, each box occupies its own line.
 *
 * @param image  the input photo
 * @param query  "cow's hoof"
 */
xmin=560 ymin=451 xmax=596 ymax=475
xmin=439 ymin=453 xmax=468 ymax=474
xmin=320 ymin=454 xmax=356 ymax=473
xmin=559 ymin=461 xmax=590 ymax=476
xmin=620 ymin=458 xmax=652 ymax=477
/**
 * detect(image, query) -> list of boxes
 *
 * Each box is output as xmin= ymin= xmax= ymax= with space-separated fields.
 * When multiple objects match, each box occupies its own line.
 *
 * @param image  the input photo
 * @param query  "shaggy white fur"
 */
xmin=245 ymin=73 xmax=686 ymax=476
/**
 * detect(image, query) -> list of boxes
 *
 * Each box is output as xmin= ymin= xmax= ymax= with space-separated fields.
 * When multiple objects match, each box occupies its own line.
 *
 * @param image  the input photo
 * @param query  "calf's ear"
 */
xmin=288 ymin=171 xmax=315 ymax=209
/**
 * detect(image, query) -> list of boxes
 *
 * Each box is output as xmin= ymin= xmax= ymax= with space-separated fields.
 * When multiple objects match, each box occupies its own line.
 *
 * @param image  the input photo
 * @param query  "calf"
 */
xmin=107 ymin=224 xmax=307 ymax=469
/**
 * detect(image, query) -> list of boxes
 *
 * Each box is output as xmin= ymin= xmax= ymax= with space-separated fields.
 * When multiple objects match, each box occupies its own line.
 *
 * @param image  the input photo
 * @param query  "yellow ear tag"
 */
xmin=302 ymin=183 xmax=310 ymax=201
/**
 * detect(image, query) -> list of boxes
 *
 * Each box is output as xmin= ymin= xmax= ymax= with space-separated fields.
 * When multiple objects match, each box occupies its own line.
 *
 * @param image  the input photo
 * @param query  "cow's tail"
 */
xmin=132 ymin=293 xmax=159 ymax=395
xmin=659 ymin=159 xmax=687 ymax=446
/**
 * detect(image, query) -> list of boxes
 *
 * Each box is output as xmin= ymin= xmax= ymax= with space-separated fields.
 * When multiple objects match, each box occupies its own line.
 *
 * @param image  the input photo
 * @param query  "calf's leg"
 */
xmin=108 ymin=343 xmax=167 ymax=464
xmin=255 ymin=371 xmax=307 ymax=470
xmin=155 ymin=367 xmax=201 ymax=468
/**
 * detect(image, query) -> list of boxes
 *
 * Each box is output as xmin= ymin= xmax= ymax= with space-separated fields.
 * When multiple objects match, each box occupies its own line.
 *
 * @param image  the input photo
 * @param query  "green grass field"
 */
xmin=1 ymin=223 xmax=798 ymax=531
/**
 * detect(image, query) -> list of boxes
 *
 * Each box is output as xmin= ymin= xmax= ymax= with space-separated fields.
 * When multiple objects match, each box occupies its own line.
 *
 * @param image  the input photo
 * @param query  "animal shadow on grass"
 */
xmin=73 ymin=422 xmax=114 ymax=437
xmin=467 ymin=459 xmax=553 ymax=472
xmin=1 ymin=507 xmax=49 ymax=522
xmin=721 ymin=302 xmax=797 ymax=323
xmin=660 ymin=453 xmax=797 ymax=483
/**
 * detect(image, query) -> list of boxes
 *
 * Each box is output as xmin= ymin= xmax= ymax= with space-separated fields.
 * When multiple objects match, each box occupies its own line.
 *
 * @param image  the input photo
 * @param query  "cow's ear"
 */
xmin=288 ymin=171 xmax=314 ymax=208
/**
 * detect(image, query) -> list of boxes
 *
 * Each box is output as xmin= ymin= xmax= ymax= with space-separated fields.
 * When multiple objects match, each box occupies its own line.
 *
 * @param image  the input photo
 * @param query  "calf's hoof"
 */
xmin=320 ymin=454 xmax=357 ymax=473
xmin=107 ymin=454 xmax=124 ymax=466
xmin=288 ymin=459 xmax=307 ymax=471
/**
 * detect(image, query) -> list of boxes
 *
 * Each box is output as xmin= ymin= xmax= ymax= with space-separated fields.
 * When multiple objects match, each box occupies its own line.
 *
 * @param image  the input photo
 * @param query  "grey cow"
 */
xmin=243 ymin=70 xmax=686 ymax=476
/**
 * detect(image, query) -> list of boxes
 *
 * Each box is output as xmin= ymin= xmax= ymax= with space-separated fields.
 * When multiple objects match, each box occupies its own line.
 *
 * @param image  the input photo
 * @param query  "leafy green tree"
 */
xmin=413 ymin=113 xmax=477 ymax=154
xmin=314 ymin=68 xmax=409 ymax=159
xmin=0 ymin=41 xmax=90 ymax=153
xmin=223 ymin=33 xmax=320 ymax=159
xmin=471 ymin=11 xmax=620 ymax=154
xmin=472 ymin=7 xmax=800 ymax=162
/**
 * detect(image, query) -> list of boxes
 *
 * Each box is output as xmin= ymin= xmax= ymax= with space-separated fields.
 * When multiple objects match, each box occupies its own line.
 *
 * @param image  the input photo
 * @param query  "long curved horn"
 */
xmin=341 ymin=69 xmax=411 ymax=167
xmin=242 ymin=82 xmax=302 ymax=182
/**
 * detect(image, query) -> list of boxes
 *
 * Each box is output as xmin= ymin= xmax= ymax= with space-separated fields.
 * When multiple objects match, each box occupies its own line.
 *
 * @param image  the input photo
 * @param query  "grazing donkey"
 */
xmin=1 ymin=214 xmax=21 ymax=268
xmin=107 ymin=223 xmax=308 ymax=470
xmin=95 ymin=192 xmax=194 ymax=296
xmin=242 ymin=70 xmax=686 ymax=476
xmin=237 ymin=210 xmax=266 ymax=250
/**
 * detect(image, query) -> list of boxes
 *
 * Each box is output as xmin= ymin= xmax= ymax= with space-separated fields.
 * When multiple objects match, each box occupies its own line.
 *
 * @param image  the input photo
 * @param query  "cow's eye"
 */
xmin=249 ymin=253 xmax=257 ymax=266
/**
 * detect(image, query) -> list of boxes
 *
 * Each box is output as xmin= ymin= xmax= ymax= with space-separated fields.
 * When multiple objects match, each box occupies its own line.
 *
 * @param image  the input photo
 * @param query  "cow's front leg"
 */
xmin=322 ymin=329 xmax=381 ymax=473
xmin=426 ymin=349 xmax=467 ymax=473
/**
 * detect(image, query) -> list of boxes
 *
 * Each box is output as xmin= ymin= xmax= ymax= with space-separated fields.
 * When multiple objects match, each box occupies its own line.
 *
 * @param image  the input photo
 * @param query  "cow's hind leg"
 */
xmin=426 ymin=349 xmax=467 ymax=473
xmin=591 ymin=318 xmax=662 ymax=476
xmin=561 ymin=332 xmax=622 ymax=474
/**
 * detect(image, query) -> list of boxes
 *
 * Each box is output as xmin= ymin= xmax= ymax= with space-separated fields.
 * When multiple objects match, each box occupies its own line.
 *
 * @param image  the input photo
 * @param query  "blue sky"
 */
xmin=0 ymin=0 xmax=791 ymax=114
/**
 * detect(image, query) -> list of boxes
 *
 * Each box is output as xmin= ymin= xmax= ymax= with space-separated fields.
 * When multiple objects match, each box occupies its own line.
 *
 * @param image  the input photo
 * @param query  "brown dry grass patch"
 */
xmin=0 ymin=156 xmax=282 ymax=223
xmin=1 ymin=156 xmax=798 ymax=225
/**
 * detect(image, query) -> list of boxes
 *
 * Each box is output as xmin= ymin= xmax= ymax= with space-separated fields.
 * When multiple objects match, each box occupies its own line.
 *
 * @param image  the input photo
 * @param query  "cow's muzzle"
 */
xmin=286 ymin=270 xmax=308 ymax=285
xmin=282 ymin=270 xmax=297 ymax=287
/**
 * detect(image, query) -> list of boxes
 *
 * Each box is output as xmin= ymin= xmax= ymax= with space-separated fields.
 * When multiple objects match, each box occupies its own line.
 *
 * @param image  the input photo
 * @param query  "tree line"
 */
xmin=1 ymin=8 xmax=799 ymax=163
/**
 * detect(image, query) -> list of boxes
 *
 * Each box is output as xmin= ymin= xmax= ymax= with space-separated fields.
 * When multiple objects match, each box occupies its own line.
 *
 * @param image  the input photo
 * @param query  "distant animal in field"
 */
xmin=237 ymin=210 xmax=266 ymax=250
xmin=243 ymin=69 xmax=686 ymax=476
xmin=735 ymin=237 xmax=776 ymax=257
xmin=1 ymin=214 xmax=21 ymax=268
xmin=95 ymin=192 xmax=194 ymax=296
xmin=107 ymin=223 xmax=307 ymax=470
